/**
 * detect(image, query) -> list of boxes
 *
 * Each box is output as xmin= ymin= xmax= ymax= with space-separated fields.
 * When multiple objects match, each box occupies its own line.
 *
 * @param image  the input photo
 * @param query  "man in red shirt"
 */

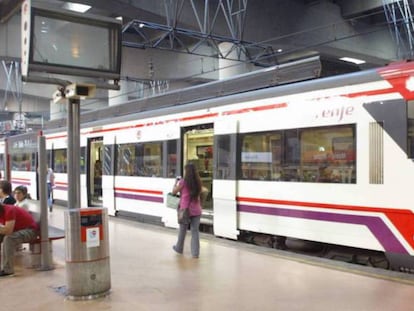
xmin=0 ymin=203 xmax=39 ymax=277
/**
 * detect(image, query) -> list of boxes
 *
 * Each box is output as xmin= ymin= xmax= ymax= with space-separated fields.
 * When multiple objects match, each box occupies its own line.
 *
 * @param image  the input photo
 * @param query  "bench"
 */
xmin=28 ymin=225 xmax=65 ymax=268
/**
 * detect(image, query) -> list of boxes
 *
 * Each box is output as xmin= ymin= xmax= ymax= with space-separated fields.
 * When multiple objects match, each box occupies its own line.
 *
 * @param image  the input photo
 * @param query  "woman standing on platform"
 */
xmin=172 ymin=163 xmax=202 ymax=258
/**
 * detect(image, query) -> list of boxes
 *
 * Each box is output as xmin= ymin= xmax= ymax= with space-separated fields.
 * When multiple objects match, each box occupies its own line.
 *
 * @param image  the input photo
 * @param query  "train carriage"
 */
xmin=5 ymin=59 xmax=414 ymax=270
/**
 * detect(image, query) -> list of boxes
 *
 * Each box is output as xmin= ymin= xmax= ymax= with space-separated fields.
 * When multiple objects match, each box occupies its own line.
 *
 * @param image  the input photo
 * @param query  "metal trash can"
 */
xmin=65 ymin=207 xmax=111 ymax=300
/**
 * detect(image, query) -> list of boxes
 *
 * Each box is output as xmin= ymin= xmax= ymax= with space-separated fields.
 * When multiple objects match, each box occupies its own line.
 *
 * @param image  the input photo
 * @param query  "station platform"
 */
xmin=3 ymin=204 xmax=414 ymax=311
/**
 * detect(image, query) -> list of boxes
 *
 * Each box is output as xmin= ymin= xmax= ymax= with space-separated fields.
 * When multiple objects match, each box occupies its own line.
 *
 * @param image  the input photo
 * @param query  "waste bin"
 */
xmin=65 ymin=207 xmax=111 ymax=300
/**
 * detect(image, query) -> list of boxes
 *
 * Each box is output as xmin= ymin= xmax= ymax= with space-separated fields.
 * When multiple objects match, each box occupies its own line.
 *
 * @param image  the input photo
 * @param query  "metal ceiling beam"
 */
xmin=0 ymin=0 xmax=23 ymax=23
xmin=1 ymin=60 xmax=25 ymax=130
xmin=122 ymin=0 xmax=278 ymax=66
xmin=122 ymin=19 xmax=277 ymax=65
xmin=382 ymin=0 xmax=414 ymax=59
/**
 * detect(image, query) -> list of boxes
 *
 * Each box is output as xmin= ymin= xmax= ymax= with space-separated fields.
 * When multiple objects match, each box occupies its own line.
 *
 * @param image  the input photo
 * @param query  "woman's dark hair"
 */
xmin=0 ymin=180 xmax=12 ymax=195
xmin=14 ymin=185 xmax=28 ymax=198
xmin=183 ymin=162 xmax=202 ymax=200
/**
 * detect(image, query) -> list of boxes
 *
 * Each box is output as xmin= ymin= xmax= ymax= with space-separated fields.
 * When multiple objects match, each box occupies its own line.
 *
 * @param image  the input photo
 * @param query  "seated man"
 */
xmin=0 ymin=203 xmax=39 ymax=277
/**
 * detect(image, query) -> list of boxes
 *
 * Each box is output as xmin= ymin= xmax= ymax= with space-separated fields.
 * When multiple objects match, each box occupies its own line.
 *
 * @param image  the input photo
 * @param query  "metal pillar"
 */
xmin=67 ymin=98 xmax=81 ymax=209
xmin=65 ymin=95 xmax=111 ymax=299
xmin=38 ymin=135 xmax=52 ymax=270
xmin=4 ymin=138 xmax=10 ymax=181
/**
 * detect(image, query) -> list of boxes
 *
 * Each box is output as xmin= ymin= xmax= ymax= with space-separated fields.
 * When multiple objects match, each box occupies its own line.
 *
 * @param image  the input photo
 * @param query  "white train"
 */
xmin=4 ymin=58 xmax=414 ymax=271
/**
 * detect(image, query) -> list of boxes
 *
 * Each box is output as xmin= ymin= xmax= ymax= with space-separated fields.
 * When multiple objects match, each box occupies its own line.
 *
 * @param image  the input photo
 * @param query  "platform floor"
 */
xmin=2 ymin=205 xmax=414 ymax=311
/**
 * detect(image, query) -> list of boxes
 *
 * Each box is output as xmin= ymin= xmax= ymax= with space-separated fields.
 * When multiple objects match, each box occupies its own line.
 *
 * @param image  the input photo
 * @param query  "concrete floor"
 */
xmin=2 ymin=205 xmax=414 ymax=311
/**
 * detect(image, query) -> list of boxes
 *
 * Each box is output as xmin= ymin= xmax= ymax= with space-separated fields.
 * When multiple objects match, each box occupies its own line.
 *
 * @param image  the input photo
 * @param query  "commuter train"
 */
xmin=3 ymin=58 xmax=414 ymax=271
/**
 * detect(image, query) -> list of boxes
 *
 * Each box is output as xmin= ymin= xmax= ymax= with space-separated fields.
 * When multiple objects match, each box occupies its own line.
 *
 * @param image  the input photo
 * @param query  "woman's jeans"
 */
xmin=0 ymin=228 xmax=38 ymax=273
xmin=175 ymin=215 xmax=201 ymax=257
xmin=47 ymin=182 xmax=53 ymax=210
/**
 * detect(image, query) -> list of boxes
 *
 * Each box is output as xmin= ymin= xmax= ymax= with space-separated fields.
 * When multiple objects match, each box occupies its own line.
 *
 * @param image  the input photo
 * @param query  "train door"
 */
xmin=182 ymin=124 xmax=214 ymax=225
xmin=212 ymin=119 xmax=239 ymax=239
xmin=87 ymin=137 xmax=103 ymax=207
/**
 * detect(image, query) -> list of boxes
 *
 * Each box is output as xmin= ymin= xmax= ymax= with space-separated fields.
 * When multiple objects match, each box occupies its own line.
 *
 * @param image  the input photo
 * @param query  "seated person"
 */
xmin=0 ymin=203 xmax=39 ymax=277
xmin=14 ymin=185 xmax=31 ymax=211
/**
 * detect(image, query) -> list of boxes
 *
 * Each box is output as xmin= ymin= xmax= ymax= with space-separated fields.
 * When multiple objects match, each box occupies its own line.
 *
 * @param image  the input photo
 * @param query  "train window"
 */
xmin=215 ymin=134 xmax=235 ymax=180
xmin=80 ymin=147 xmax=86 ymax=174
xmin=270 ymin=134 xmax=283 ymax=180
xmin=11 ymin=153 xmax=33 ymax=171
xmin=408 ymin=119 xmax=414 ymax=158
xmin=116 ymin=142 xmax=163 ymax=177
xmin=241 ymin=132 xmax=274 ymax=180
xmin=283 ymin=130 xmax=300 ymax=181
xmin=140 ymin=142 xmax=162 ymax=177
xmin=167 ymin=140 xmax=177 ymax=178
xmin=116 ymin=143 xmax=134 ymax=176
xmin=103 ymin=145 xmax=113 ymax=175
xmin=47 ymin=150 xmax=52 ymax=168
xmin=54 ymin=149 xmax=67 ymax=173
xmin=239 ymin=124 xmax=356 ymax=183
xmin=300 ymin=126 xmax=355 ymax=183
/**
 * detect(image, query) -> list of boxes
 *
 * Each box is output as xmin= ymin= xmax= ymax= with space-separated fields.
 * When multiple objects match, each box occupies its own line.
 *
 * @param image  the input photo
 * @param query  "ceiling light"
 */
xmin=339 ymin=57 xmax=366 ymax=65
xmin=277 ymin=48 xmax=283 ymax=53
xmin=62 ymin=2 xmax=91 ymax=13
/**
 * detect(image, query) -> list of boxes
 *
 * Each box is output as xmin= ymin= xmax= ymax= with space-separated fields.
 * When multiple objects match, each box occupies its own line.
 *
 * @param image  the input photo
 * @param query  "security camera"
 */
xmin=65 ymin=83 xmax=96 ymax=99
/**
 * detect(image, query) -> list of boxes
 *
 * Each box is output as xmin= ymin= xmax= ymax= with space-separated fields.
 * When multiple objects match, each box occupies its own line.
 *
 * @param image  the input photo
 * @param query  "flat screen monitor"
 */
xmin=26 ymin=5 xmax=122 ymax=80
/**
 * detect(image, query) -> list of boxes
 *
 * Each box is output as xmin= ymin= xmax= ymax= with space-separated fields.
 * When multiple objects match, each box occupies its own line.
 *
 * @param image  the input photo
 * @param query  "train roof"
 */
xmin=43 ymin=57 xmax=399 ymax=134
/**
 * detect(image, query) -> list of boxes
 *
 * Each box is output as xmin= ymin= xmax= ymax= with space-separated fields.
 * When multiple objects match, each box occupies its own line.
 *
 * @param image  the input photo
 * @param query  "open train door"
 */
xmin=180 ymin=124 xmax=214 ymax=227
xmin=87 ymin=137 xmax=103 ymax=207
xmin=213 ymin=119 xmax=239 ymax=239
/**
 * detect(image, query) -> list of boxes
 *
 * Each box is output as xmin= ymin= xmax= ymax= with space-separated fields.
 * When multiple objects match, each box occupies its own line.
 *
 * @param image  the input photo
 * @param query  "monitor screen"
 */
xmin=28 ymin=7 xmax=121 ymax=79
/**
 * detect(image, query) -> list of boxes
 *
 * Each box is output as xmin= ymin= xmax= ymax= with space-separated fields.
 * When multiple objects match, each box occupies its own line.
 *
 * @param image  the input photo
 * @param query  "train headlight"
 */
xmin=406 ymin=76 xmax=414 ymax=92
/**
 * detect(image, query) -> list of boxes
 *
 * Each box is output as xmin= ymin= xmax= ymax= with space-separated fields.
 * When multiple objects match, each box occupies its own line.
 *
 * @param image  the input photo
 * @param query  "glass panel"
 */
xmin=103 ymin=145 xmax=112 ymax=175
xmin=270 ymin=133 xmax=283 ymax=180
xmin=241 ymin=133 xmax=272 ymax=180
xmin=239 ymin=125 xmax=356 ymax=183
xmin=31 ymin=10 xmax=120 ymax=75
xmin=408 ymin=118 xmax=414 ymax=158
xmin=282 ymin=130 xmax=300 ymax=181
xmin=167 ymin=140 xmax=178 ymax=178
xmin=300 ymin=126 xmax=355 ymax=183
xmin=11 ymin=153 xmax=32 ymax=171
xmin=116 ymin=143 xmax=135 ymax=176
xmin=47 ymin=150 xmax=52 ymax=168
xmin=80 ymin=147 xmax=86 ymax=174
xmin=408 ymin=100 xmax=414 ymax=158
xmin=216 ymin=135 xmax=232 ymax=180
xmin=54 ymin=149 xmax=67 ymax=173
xmin=116 ymin=142 xmax=162 ymax=177
xmin=142 ymin=142 xmax=162 ymax=177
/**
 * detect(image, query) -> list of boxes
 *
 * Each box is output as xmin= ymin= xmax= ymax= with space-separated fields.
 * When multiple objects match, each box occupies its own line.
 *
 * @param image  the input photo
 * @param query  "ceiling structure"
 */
xmin=0 ymin=0 xmax=413 ymax=133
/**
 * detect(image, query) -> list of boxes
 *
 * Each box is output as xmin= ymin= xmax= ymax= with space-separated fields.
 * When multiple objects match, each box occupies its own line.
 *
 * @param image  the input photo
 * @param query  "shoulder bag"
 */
xmin=177 ymin=200 xmax=191 ymax=225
